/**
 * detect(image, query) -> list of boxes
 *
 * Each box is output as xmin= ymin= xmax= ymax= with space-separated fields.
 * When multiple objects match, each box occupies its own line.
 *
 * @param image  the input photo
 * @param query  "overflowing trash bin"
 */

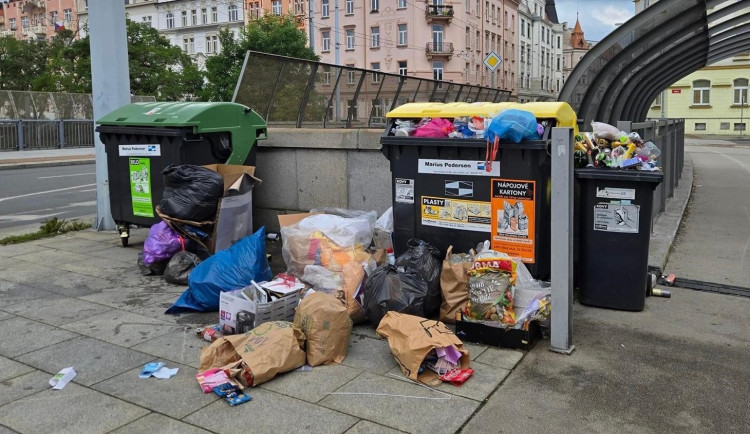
xmin=576 ymin=169 xmax=663 ymax=311
xmin=380 ymin=101 xmax=578 ymax=280
xmin=96 ymin=101 xmax=267 ymax=246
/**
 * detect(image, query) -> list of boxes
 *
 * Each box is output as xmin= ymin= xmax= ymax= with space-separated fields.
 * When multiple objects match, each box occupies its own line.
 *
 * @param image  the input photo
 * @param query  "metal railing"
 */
xmin=618 ymin=119 xmax=685 ymax=221
xmin=426 ymin=42 xmax=454 ymax=55
xmin=233 ymin=51 xmax=512 ymax=129
xmin=425 ymin=4 xmax=454 ymax=18
xmin=0 ymin=91 xmax=155 ymax=151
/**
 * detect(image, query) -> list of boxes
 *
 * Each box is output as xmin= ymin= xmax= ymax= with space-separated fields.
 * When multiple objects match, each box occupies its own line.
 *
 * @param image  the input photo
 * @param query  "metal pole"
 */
xmin=334 ymin=0 xmax=341 ymax=121
xmin=89 ymin=0 xmax=131 ymax=231
xmin=308 ymin=0 xmax=314 ymax=49
xmin=550 ymin=127 xmax=575 ymax=355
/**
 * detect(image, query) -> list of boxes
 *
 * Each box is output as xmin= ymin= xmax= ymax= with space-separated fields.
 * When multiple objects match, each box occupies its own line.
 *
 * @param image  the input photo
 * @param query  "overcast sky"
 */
xmin=556 ymin=0 xmax=636 ymax=42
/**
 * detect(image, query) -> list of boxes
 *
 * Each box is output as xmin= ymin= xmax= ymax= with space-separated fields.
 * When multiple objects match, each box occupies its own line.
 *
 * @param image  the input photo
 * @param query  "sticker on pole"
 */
xmin=483 ymin=51 xmax=503 ymax=72
xmin=490 ymin=179 xmax=536 ymax=263
xmin=594 ymin=203 xmax=639 ymax=233
xmin=129 ymin=158 xmax=154 ymax=217
xmin=395 ymin=178 xmax=415 ymax=204
xmin=118 ymin=144 xmax=161 ymax=157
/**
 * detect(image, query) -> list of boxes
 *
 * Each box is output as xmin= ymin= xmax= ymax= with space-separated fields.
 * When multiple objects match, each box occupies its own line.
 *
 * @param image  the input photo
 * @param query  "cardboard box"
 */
xmin=219 ymin=287 xmax=301 ymax=335
xmin=159 ymin=164 xmax=261 ymax=253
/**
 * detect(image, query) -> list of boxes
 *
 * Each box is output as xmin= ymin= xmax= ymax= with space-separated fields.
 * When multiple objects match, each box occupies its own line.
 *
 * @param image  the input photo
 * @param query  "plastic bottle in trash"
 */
xmin=386 ymin=247 xmax=396 ymax=265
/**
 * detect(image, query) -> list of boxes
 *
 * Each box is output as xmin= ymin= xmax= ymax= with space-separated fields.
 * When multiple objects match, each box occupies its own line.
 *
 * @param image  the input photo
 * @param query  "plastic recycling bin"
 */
xmin=576 ymin=168 xmax=664 ymax=310
xmin=380 ymin=101 xmax=578 ymax=280
xmin=96 ymin=102 xmax=267 ymax=246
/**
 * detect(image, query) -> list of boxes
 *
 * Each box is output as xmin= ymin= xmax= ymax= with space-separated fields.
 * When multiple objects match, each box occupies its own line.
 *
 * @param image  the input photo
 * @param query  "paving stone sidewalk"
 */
xmin=0 ymin=229 xmax=526 ymax=434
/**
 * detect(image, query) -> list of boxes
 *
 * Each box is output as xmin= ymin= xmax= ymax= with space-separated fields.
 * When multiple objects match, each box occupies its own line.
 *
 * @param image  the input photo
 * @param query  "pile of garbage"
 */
xmin=153 ymin=205 xmax=554 ymax=404
xmin=574 ymin=121 xmax=661 ymax=171
xmin=391 ymin=108 xmax=544 ymax=144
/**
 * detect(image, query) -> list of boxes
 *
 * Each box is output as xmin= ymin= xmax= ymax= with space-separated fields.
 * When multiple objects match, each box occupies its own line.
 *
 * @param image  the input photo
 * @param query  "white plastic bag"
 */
xmin=292 ymin=214 xmax=374 ymax=247
xmin=374 ymin=207 xmax=393 ymax=232
xmin=590 ymin=121 xmax=621 ymax=141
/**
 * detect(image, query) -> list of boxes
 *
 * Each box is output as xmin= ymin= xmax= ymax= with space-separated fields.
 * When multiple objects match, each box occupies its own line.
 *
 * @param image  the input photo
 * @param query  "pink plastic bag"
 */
xmin=414 ymin=118 xmax=454 ymax=138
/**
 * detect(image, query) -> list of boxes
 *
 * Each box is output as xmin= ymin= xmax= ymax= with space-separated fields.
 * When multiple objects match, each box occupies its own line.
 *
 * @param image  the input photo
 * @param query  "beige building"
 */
xmin=516 ymin=0 xmax=564 ymax=102
xmin=309 ymin=0 xmax=519 ymax=96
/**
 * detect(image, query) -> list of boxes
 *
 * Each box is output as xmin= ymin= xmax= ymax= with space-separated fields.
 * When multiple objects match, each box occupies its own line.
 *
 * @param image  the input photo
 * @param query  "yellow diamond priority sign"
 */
xmin=483 ymin=51 xmax=502 ymax=72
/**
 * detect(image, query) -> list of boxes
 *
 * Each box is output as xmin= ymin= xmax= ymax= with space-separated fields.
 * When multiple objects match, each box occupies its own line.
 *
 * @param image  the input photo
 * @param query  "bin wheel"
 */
xmin=118 ymin=225 xmax=130 ymax=248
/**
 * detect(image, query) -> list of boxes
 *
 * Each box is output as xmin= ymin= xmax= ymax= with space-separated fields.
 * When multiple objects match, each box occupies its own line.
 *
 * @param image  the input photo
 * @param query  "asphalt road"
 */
xmin=666 ymin=141 xmax=750 ymax=287
xmin=0 ymin=163 xmax=97 ymax=230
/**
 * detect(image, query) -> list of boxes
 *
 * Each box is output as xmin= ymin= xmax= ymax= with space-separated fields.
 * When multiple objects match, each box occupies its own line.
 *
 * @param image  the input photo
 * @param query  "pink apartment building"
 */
xmin=309 ymin=0 xmax=518 ymax=96
xmin=1 ymin=0 xmax=79 ymax=40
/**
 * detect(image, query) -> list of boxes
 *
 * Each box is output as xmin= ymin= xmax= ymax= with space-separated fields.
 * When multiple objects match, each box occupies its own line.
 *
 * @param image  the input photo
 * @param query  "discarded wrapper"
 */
xmin=440 ymin=368 xmax=474 ymax=386
xmin=49 ymin=367 xmax=76 ymax=390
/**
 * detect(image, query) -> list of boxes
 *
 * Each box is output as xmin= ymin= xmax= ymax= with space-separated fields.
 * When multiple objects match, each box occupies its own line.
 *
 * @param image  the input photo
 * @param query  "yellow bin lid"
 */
xmin=387 ymin=101 xmax=579 ymax=133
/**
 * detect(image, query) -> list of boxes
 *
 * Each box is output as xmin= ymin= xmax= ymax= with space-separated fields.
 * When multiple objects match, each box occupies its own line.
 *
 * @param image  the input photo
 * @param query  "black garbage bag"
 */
xmin=164 ymin=251 xmax=202 ymax=285
xmin=363 ymin=264 xmax=429 ymax=326
xmin=137 ymin=252 xmax=167 ymax=276
xmin=159 ymin=164 xmax=224 ymax=221
xmin=394 ymin=239 xmax=442 ymax=318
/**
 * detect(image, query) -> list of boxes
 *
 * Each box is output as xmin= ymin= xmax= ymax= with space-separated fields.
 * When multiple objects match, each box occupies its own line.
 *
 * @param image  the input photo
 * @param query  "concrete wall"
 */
xmin=253 ymin=128 xmax=392 ymax=233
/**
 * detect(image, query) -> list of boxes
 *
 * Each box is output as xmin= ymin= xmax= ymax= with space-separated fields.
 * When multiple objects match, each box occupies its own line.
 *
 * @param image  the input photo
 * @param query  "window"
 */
xmin=51 ymin=11 xmax=58 ymax=23
xmin=735 ymin=123 xmax=746 ymax=131
xmin=20 ymin=17 xmax=28 ymax=28
xmin=433 ymin=60 xmax=444 ymax=81
xmin=371 ymin=0 xmax=379 ymax=12
xmin=465 ymin=0 xmax=470 ymax=12
xmin=272 ymin=1 xmax=282 ymax=15
xmin=372 ymin=99 xmax=384 ymax=119
xmin=521 ymin=19 xmax=525 ymax=36
xmin=475 ymin=30 xmax=479 ymax=50
xmin=556 ymin=56 xmax=560 ymax=71
xmin=398 ymin=0 xmax=407 ymax=8
xmin=141 ymin=16 xmax=152 ymax=27
xmin=228 ymin=4 xmax=239 ymax=21
xmin=346 ymin=0 xmax=354 ymax=15
xmin=346 ymin=29 xmax=355 ymax=49
xmin=652 ymin=93 xmax=662 ymax=107
xmin=692 ymin=80 xmax=710 ymax=105
xmin=206 ymin=35 xmax=220 ymax=54
xmin=347 ymin=100 xmax=358 ymax=121
xmin=491 ymin=5 xmax=495 ymax=24
xmin=520 ymin=42 xmax=525 ymax=62
xmin=557 ymin=36 xmax=561 ymax=49
xmin=202 ymin=8 xmax=207 ymax=24
xmin=181 ymin=11 xmax=187 ymax=26
xmin=189 ymin=9 xmax=195 ymax=25
xmin=485 ymin=1 xmax=489 ymax=21
xmin=527 ymin=22 xmax=530 ymax=36
xmin=183 ymin=37 xmax=195 ymax=54
xmin=398 ymin=24 xmax=407 ymax=46
xmin=322 ymin=66 xmax=331 ymax=85
xmin=9 ymin=18 xmax=16 ymax=30
xmin=475 ymin=0 xmax=480 ymax=16
xmin=465 ymin=27 xmax=470 ymax=48
xmin=734 ymin=78 xmax=748 ymax=105
xmin=399 ymin=61 xmax=408 ymax=76
xmin=166 ymin=12 xmax=174 ymax=28
xmin=694 ymin=123 xmax=706 ymax=131
xmin=720 ymin=122 xmax=730 ymax=130
xmin=64 ymin=9 xmax=72 ymax=22
xmin=322 ymin=30 xmax=331 ymax=51
xmin=322 ymin=0 xmax=330 ymax=17
xmin=371 ymin=62 xmax=381 ymax=83
xmin=212 ymin=7 xmax=218 ymax=22
xmin=347 ymin=67 xmax=356 ymax=85
xmin=434 ymin=24 xmax=445 ymax=52
xmin=371 ymin=26 xmax=380 ymax=48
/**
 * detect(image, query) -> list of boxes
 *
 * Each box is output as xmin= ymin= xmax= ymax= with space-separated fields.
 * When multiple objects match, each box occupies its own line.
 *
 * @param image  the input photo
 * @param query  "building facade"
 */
xmin=307 ymin=0 xmax=519 ymax=97
xmin=637 ymin=0 xmax=750 ymax=135
xmin=516 ymin=0 xmax=563 ymax=102
xmin=561 ymin=17 xmax=589 ymax=84
xmin=77 ymin=0 xmax=245 ymax=70
xmin=1 ymin=0 xmax=79 ymax=40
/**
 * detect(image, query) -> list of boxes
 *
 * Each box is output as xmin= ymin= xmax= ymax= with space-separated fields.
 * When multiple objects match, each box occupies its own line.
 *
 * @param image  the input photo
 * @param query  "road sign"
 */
xmin=483 ymin=51 xmax=502 ymax=72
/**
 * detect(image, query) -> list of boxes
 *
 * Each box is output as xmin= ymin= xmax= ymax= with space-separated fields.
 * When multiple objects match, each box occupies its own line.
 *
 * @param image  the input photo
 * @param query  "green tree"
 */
xmin=0 ymin=36 xmax=49 ymax=91
xmin=201 ymin=13 xmax=318 ymax=102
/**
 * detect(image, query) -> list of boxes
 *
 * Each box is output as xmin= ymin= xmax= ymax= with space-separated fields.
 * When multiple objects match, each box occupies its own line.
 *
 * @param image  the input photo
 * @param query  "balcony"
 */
xmin=425 ymin=4 xmax=454 ymax=24
xmin=425 ymin=42 xmax=454 ymax=60
xmin=0 ymin=30 xmax=16 ymax=38
xmin=23 ymin=25 xmax=46 ymax=36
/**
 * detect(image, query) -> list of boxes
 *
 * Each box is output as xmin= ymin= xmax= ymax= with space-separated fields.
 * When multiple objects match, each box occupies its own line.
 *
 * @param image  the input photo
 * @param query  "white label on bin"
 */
xmin=395 ymin=178 xmax=415 ymax=204
xmin=593 ymin=202 xmax=639 ymax=234
xmin=417 ymin=159 xmax=500 ymax=176
xmin=118 ymin=144 xmax=161 ymax=157
xmin=596 ymin=187 xmax=635 ymax=200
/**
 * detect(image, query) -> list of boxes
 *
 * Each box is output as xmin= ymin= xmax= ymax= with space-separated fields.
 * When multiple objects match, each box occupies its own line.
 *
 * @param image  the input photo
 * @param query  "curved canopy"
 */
xmin=559 ymin=0 xmax=750 ymax=126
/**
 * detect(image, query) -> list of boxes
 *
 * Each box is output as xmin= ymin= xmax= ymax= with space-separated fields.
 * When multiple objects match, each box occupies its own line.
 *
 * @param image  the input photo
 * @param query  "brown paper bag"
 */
xmin=341 ymin=261 xmax=367 ymax=324
xmin=294 ymin=292 xmax=352 ymax=366
xmin=376 ymin=312 xmax=470 ymax=385
xmin=439 ymin=246 xmax=473 ymax=323
xmin=199 ymin=321 xmax=306 ymax=387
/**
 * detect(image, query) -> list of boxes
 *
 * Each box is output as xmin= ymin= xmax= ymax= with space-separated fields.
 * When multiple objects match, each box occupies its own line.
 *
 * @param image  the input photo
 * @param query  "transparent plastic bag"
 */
xmin=590 ymin=121 xmax=621 ymax=141
xmin=309 ymin=208 xmax=378 ymax=228
xmin=374 ymin=207 xmax=393 ymax=232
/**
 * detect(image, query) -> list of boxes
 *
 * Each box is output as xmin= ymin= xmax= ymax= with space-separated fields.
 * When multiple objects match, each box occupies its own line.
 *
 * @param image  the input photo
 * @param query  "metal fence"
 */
xmin=233 ymin=51 xmax=512 ymax=129
xmin=617 ymin=119 xmax=685 ymax=221
xmin=0 ymin=91 xmax=155 ymax=151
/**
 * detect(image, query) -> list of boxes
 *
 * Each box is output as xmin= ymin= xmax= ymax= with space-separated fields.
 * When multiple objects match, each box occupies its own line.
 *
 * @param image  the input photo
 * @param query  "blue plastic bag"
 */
xmin=486 ymin=109 xmax=540 ymax=144
xmin=166 ymin=227 xmax=271 ymax=313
